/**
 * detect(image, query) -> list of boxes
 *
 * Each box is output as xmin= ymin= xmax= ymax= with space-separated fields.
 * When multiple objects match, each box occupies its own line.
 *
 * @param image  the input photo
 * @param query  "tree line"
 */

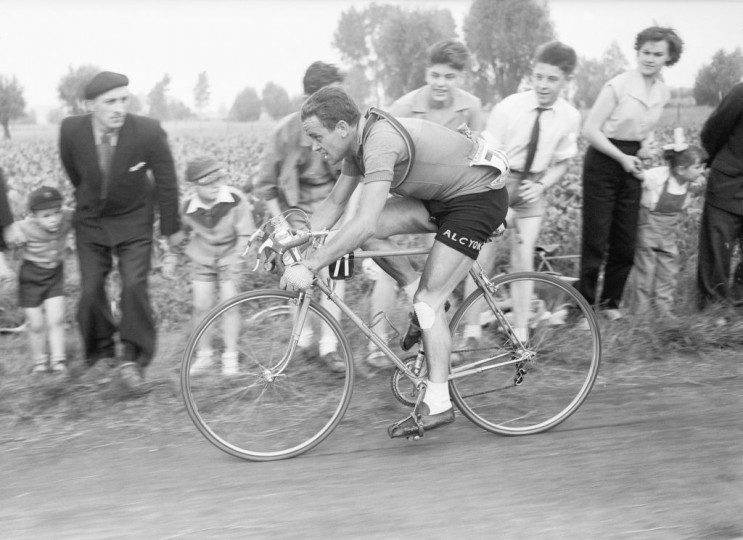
xmin=1 ymin=0 xmax=742 ymax=137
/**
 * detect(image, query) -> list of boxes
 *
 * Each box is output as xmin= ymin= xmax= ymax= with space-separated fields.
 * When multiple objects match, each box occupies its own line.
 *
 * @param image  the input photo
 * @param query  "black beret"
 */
xmin=84 ymin=71 xmax=129 ymax=100
xmin=186 ymin=156 xmax=227 ymax=185
xmin=28 ymin=186 xmax=63 ymax=212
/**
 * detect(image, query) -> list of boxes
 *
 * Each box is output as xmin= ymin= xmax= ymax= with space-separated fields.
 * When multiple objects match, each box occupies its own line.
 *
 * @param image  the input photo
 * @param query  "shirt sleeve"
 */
xmin=483 ymin=101 xmax=509 ymax=152
xmin=550 ymin=108 xmax=581 ymax=163
xmin=254 ymin=124 xmax=284 ymax=201
xmin=360 ymin=123 xmax=406 ymax=184
xmin=701 ymin=83 xmax=743 ymax=163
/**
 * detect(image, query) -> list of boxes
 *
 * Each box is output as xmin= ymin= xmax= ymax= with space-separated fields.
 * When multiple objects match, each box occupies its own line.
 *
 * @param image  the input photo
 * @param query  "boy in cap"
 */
xmin=254 ymin=61 xmax=348 ymax=372
xmin=10 ymin=187 xmax=73 ymax=373
xmin=59 ymin=70 xmax=180 ymax=390
xmin=164 ymin=156 xmax=255 ymax=375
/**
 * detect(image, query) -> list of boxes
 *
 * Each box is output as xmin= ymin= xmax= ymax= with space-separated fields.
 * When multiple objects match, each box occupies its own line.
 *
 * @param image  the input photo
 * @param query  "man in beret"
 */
xmin=59 ymin=70 xmax=181 ymax=391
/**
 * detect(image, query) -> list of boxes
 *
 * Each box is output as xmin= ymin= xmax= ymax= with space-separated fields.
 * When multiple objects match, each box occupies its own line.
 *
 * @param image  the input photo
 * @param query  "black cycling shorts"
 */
xmin=422 ymin=187 xmax=509 ymax=259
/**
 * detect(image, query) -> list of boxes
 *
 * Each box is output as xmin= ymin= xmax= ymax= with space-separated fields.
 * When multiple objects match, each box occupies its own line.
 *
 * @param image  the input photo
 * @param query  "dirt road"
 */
xmin=2 ymin=351 xmax=742 ymax=539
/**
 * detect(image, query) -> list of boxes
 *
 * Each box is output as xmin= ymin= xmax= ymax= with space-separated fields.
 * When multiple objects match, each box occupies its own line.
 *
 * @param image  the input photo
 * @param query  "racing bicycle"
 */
xmin=181 ymin=211 xmax=601 ymax=461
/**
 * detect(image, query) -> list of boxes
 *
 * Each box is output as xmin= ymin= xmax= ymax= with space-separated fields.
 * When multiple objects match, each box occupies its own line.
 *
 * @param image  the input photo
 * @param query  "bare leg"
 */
xmin=219 ymin=279 xmax=239 ymax=354
xmin=416 ymin=242 xmax=478 ymax=384
xmin=509 ymin=215 xmax=542 ymax=341
xmin=366 ymin=198 xmax=436 ymax=287
xmin=25 ymin=306 xmax=47 ymax=370
xmin=192 ymin=280 xmax=216 ymax=358
xmin=45 ymin=296 xmax=66 ymax=365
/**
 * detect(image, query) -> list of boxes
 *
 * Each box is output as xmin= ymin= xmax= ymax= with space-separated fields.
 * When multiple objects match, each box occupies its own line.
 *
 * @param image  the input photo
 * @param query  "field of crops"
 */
xmin=0 ymin=104 xmax=738 ymax=344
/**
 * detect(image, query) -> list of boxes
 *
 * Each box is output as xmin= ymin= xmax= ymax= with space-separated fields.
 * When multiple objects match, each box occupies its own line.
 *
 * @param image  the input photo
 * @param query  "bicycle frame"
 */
xmin=283 ymin=246 xmax=531 ymax=388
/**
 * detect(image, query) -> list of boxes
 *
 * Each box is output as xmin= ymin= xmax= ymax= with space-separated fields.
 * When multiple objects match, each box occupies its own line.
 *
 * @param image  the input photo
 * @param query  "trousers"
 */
xmin=577 ymin=141 xmax=642 ymax=309
xmin=76 ymin=230 xmax=155 ymax=366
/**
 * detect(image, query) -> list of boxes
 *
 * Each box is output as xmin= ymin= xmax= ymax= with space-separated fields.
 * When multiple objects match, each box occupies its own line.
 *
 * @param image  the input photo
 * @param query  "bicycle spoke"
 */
xmin=449 ymin=272 xmax=601 ymax=435
xmin=182 ymin=290 xmax=353 ymax=461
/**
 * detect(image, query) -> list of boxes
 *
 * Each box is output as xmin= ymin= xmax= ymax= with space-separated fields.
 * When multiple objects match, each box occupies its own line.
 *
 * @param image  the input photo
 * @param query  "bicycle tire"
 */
xmin=181 ymin=289 xmax=354 ymax=461
xmin=448 ymin=271 xmax=601 ymax=435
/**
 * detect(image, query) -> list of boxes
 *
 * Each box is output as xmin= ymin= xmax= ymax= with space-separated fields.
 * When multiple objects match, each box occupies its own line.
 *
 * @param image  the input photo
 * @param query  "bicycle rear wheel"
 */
xmin=181 ymin=289 xmax=354 ymax=461
xmin=449 ymin=272 xmax=600 ymax=435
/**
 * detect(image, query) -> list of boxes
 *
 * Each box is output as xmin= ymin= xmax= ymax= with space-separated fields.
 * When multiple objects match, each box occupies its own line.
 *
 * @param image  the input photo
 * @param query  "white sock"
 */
xmin=403 ymin=277 xmax=421 ymax=303
xmin=463 ymin=324 xmax=482 ymax=340
xmin=422 ymin=380 xmax=451 ymax=415
xmin=514 ymin=327 xmax=528 ymax=342
xmin=319 ymin=336 xmax=337 ymax=357
xmin=298 ymin=327 xmax=314 ymax=349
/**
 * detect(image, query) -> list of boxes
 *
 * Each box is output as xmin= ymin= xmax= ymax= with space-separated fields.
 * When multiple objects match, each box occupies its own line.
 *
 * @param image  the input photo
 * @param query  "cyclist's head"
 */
xmin=303 ymin=61 xmax=344 ymax=96
xmin=301 ymin=86 xmax=360 ymax=131
xmin=533 ymin=41 xmax=577 ymax=77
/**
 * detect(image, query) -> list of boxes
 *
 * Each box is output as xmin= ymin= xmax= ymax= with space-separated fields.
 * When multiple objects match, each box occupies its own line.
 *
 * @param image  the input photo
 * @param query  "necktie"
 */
xmin=99 ymin=132 xmax=113 ymax=200
xmin=521 ymin=107 xmax=548 ymax=179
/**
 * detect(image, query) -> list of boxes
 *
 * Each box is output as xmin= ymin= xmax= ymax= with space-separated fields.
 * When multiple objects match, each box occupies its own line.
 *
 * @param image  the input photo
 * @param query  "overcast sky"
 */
xmin=1 ymin=0 xmax=742 ymax=114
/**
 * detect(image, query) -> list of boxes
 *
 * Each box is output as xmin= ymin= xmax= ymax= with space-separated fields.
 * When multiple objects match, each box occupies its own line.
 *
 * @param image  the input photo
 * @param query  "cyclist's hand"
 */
xmin=280 ymin=262 xmax=314 ymax=291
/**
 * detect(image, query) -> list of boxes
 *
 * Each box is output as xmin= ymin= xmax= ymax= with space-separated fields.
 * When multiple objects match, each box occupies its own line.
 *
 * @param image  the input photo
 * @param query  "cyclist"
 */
xmin=291 ymin=86 xmax=508 ymax=438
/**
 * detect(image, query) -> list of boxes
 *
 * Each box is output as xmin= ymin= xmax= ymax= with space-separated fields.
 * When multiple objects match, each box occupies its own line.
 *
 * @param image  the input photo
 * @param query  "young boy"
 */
xmin=470 ymin=41 xmax=581 ymax=344
xmin=629 ymin=136 xmax=706 ymax=317
xmin=165 ymin=156 xmax=255 ymax=375
xmin=11 ymin=186 xmax=73 ymax=373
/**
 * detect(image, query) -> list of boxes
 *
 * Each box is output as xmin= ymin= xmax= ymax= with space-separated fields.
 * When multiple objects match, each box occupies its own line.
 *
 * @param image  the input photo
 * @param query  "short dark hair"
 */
xmin=634 ymin=26 xmax=684 ymax=67
xmin=428 ymin=39 xmax=469 ymax=71
xmin=534 ymin=41 xmax=577 ymax=76
xmin=663 ymin=144 xmax=706 ymax=168
xmin=302 ymin=61 xmax=344 ymax=96
xmin=301 ymin=86 xmax=360 ymax=130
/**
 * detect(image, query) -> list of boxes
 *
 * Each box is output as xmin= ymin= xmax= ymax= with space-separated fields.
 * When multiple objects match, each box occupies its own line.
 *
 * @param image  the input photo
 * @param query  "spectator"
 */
xmin=253 ymin=61 xmax=348 ymax=372
xmin=697 ymin=82 xmax=743 ymax=309
xmin=59 ymin=71 xmax=181 ymax=392
xmin=0 ymin=168 xmax=20 ymax=281
xmin=164 ymin=156 xmax=255 ymax=375
xmin=576 ymin=27 xmax=683 ymax=319
xmin=628 ymin=136 xmax=705 ymax=317
xmin=11 ymin=187 xmax=73 ymax=373
xmin=362 ymin=39 xmax=484 ymax=366
xmin=471 ymin=40 xmax=581 ymax=344
xmin=389 ymin=39 xmax=484 ymax=131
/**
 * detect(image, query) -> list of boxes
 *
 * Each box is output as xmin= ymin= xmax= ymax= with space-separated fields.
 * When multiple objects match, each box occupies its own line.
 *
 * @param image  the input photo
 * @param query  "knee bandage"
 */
xmin=413 ymin=301 xmax=436 ymax=330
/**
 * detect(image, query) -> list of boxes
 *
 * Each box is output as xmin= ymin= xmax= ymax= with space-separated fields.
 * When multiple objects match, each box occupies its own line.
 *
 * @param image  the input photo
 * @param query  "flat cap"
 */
xmin=28 ymin=186 xmax=63 ymax=212
xmin=185 ymin=156 xmax=227 ymax=185
xmin=84 ymin=71 xmax=129 ymax=100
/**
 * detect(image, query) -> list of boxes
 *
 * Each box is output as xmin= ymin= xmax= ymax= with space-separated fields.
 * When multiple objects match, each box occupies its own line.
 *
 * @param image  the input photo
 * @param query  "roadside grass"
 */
xmin=2 ymin=258 xmax=741 ymax=447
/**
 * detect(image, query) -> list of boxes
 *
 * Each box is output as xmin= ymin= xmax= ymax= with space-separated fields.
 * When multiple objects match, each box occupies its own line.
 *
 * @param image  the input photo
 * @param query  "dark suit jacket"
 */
xmin=59 ymin=113 xmax=180 ymax=245
xmin=701 ymin=83 xmax=743 ymax=215
xmin=0 ymin=168 xmax=14 ymax=250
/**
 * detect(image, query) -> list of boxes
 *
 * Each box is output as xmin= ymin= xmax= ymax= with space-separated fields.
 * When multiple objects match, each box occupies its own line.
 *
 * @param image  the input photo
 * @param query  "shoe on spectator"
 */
xmin=320 ymin=351 xmax=346 ymax=373
xmin=221 ymin=351 xmax=239 ymax=376
xmin=118 ymin=362 xmax=145 ymax=394
xmin=388 ymin=402 xmax=455 ymax=439
xmin=72 ymin=357 xmax=115 ymax=384
xmin=190 ymin=350 xmax=214 ymax=374
xmin=602 ymin=308 xmax=623 ymax=321
xmin=364 ymin=350 xmax=392 ymax=369
xmin=31 ymin=359 xmax=49 ymax=374
xmin=49 ymin=358 xmax=68 ymax=374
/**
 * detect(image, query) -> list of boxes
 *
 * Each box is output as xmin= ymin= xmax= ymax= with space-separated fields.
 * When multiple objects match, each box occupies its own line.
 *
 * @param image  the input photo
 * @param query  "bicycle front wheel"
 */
xmin=449 ymin=272 xmax=601 ymax=435
xmin=181 ymin=289 xmax=354 ymax=461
